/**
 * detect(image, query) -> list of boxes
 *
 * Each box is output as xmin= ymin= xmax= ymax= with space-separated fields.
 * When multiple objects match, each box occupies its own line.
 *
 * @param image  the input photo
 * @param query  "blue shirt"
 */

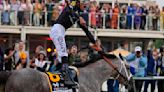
xmin=126 ymin=53 xmax=147 ymax=77
xmin=146 ymin=50 xmax=160 ymax=76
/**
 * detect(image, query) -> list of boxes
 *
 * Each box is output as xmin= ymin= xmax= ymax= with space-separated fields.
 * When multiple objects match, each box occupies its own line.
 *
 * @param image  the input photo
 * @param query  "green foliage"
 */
xmin=154 ymin=39 xmax=164 ymax=48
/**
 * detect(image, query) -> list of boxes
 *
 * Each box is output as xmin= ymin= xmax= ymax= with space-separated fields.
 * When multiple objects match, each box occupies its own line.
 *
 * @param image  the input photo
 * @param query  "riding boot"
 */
xmin=61 ymin=56 xmax=76 ymax=86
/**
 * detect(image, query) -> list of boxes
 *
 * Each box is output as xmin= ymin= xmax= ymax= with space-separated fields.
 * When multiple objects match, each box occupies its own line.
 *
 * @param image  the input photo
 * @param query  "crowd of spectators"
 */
xmin=0 ymin=40 xmax=93 ymax=71
xmin=88 ymin=2 xmax=164 ymax=31
xmin=0 ymin=0 xmax=164 ymax=31
xmin=125 ymin=42 xmax=164 ymax=92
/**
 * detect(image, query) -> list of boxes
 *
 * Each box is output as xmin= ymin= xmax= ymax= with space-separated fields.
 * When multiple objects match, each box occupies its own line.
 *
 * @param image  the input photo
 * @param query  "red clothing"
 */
xmin=111 ymin=7 xmax=119 ymax=29
xmin=90 ymin=7 xmax=96 ymax=27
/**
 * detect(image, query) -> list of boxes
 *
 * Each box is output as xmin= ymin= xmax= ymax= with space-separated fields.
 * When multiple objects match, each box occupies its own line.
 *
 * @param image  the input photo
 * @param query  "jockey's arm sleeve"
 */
xmin=68 ymin=7 xmax=96 ymax=44
xmin=77 ymin=21 xmax=96 ymax=44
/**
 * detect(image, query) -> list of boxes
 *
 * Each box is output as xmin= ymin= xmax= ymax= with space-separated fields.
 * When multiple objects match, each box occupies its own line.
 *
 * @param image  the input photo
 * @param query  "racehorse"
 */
xmin=0 ymin=52 xmax=131 ymax=92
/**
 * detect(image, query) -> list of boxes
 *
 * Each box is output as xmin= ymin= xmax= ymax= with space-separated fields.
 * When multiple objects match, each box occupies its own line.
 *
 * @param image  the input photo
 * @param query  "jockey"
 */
xmin=49 ymin=0 xmax=90 ymax=86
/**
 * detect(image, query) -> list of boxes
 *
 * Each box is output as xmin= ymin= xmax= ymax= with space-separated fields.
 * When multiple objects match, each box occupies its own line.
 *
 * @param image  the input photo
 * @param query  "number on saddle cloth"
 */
xmin=46 ymin=72 xmax=64 ymax=91
xmin=46 ymin=67 xmax=79 ymax=91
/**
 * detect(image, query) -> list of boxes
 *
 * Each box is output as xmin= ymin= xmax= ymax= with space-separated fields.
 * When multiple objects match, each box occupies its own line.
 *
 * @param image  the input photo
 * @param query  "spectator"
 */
xmin=51 ymin=5 xmax=60 ymax=26
xmin=126 ymin=46 xmax=147 ymax=92
xmin=152 ymin=5 xmax=160 ymax=30
xmin=140 ymin=4 xmax=148 ymax=30
xmin=127 ymin=4 xmax=133 ymax=29
xmin=0 ymin=46 xmax=4 ymax=71
xmin=80 ymin=1 xmax=89 ymax=26
xmin=96 ymin=4 xmax=103 ymax=28
xmin=111 ymin=3 xmax=119 ymax=29
xmin=120 ymin=5 xmax=127 ymax=29
xmin=68 ymin=45 xmax=81 ymax=65
xmin=35 ymin=45 xmax=44 ymax=56
xmin=40 ymin=0 xmax=45 ymax=26
xmin=24 ymin=0 xmax=33 ymax=26
xmin=10 ymin=0 xmax=19 ymax=25
xmin=89 ymin=3 xmax=97 ymax=28
xmin=15 ymin=51 xmax=27 ymax=70
xmin=45 ymin=0 xmax=54 ymax=26
xmin=0 ymin=0 xmax=3 ymax=11
xmin=17 ymin=0 xmax=27 ymax=25
xmin=160 ymin=7 xmax=164 ymax=30
xmin=119 ymin=40 xmax=129 ymax=50
xmin=107 ymin=79 xmax=119 ymax=92
xmin=33 ymin=0 xmax=42 ymax=26
xmin=134 ymin=4 xmax=142 ymax=30
xmin=34 ymin=51 xmax=48 ymax=72
xmin=14 ymin=41 xmax=29 ymax=65
xmin=4 ymin=47 xmax=15 ymax=70
xmin=2 ymin=0 xmax=10 ymax=25
xmin=144 ymin=49 xmax=160 ymax=92
xmin=48 ymin=51 xmax=59 ymax=73
xmin=158 ymin=46 xmax=164 ymax=92
xmin=148 ymin=6 xmax=154 ymax=30
xmin=29 ymin=45 xmax=44 ymax=68
xmin=102 ymin=3 xmax=111 ymax=28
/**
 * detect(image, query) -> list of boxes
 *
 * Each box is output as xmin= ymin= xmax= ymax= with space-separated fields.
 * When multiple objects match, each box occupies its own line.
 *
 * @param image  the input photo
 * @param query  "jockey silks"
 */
xmin=54 ymin=6 xmax=80 ymax=29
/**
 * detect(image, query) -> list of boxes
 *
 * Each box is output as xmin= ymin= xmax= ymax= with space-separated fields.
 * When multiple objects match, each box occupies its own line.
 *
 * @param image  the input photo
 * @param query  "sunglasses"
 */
xmin=136 ymin=51 xmax=141 ymax=54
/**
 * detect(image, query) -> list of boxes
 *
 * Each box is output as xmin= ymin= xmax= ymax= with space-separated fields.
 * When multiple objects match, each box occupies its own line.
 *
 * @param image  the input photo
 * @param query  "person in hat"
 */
xmin=49 ymin=0 xmax=92 ymax=86
xmin=125 ymin=46 xmax=147 ymax=92
xmin=30 ymin=45 xmax=44 ymax=69
xmin=34 ymin=51 xmax=48 ymax=72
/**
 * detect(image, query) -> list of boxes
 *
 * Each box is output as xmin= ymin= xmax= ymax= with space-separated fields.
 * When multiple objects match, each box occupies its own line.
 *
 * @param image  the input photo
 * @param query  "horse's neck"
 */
xmin=80 ymin=59 xmax=113 ymax=82
xmin=95 ymin=60 xmax=113 ymax=81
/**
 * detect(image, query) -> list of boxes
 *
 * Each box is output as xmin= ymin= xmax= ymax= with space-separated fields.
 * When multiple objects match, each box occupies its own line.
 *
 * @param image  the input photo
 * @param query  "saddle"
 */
xmin=45 ymin=66 xmax=79 ymax=92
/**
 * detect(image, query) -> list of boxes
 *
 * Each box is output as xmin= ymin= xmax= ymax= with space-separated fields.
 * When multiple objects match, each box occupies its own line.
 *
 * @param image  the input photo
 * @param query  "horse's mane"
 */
xmin=75 ymin=48 xmax=117 ymax=68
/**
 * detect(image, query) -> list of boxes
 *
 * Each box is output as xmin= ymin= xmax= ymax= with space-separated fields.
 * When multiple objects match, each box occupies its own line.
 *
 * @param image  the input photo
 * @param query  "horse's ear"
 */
xmin=119 ymin=53 xmax=124 ymax=61
xmin=104 ymin=53 xmax=117 ymax=59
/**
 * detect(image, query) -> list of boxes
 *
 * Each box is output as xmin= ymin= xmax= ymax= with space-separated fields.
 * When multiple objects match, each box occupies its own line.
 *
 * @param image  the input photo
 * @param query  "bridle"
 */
xmin=114 ymin=54 xmax=132 ymax=84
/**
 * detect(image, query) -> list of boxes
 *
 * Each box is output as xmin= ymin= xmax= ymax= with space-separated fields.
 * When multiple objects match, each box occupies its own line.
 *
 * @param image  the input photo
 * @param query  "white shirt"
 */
xmin=3 ymin=1 xmax=10 ymax=11
xmin=19 ymin=3 xmax=27 ymax=11
xmin=130 ymin=57 xmax=139 ymax=68
xmin=35 ymin=59 xmax=47 ymax=68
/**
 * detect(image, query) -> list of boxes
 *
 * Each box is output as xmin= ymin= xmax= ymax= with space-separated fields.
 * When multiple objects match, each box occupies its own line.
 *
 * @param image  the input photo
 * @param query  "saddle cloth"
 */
xmin=45 ymin=72 xmax=70 ymax=92
xmin=45 ymin=66 xmax=79 ymax=92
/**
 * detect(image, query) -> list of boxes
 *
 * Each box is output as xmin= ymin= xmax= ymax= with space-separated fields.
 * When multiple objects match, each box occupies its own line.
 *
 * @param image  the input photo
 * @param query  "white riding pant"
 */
xmin=49 ymin=24 xmax=68 ymax=63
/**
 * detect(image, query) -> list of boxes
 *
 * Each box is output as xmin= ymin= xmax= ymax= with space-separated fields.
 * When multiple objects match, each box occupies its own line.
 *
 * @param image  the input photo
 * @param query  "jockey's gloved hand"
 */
xmin=89 ymin=43 xmax=102 ymax=51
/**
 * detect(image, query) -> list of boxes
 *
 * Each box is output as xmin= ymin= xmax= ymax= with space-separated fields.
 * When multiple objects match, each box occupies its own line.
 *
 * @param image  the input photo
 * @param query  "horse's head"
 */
xmin=109 ymin=53 xmax=132 ymax=86
xmin=77 ymin=48 xmax=132 ymax=88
